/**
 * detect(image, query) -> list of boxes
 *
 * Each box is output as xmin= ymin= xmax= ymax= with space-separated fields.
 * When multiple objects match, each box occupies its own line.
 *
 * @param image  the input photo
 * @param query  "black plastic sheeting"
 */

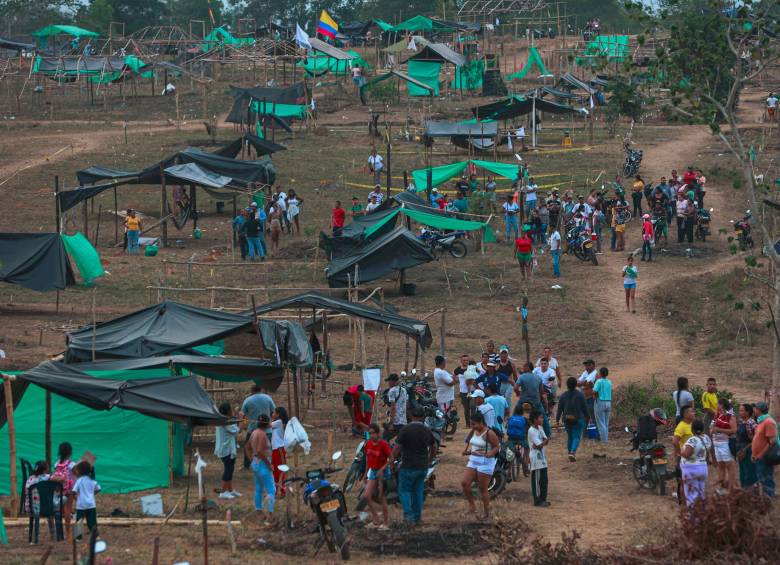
xmin=425 ymin=121 xmax=498 ymax=137
xmin=164 ymin=163 xmax=232 ymax=188
xmin=319 ymin=207 xmax=400 ymax=258
xmin=17 ymin=361 xmax=227 ymax=426
xmin=258 ymin=319 xmax=312 ymax=368
xmin=408 ymin=44 xmax=466 ymax=66
xmin=559 ymin=73 xmax=597 ymax=95
xmin=326 ymin=227 xmax=434 ymax=288
xmin=472 ymin=95 xmax=585 ymax=121
xmin=0 ymin=233 xmax=75 ymax=291
xmin=250 ymin=291 xmax=433 ymax=349
xmin=36 ymin=56 xmax=127 ymax=73
xmin=0 ymin=37 xmax=33 ymax=51
xmin=216 ymin=135 xmax=287 ymax=159
xmin=226 ymin=83 xmax=307 ymax=125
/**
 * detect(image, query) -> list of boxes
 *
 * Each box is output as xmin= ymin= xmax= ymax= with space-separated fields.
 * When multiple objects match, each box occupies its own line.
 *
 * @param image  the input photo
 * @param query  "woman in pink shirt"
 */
xmin=641 ymin=214 xmax=654 ymax=261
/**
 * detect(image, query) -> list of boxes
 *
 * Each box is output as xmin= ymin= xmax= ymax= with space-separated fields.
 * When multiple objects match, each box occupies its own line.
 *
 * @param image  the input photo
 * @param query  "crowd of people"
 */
xmin=232 ymin=186 xmax=304 ymax=260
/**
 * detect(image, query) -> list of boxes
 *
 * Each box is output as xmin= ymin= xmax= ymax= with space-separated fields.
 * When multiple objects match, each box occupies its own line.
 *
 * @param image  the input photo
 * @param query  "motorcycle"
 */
xmin=279 ymin=451 xmax=350 ymax=561
xmin=582 ymin=18 xmax=600 ymax=41
xmin=622 ymin=145 xmax=643 ymax=177
xmin=565 ymin=223 xmax=599 ymax=265
xmin=342 ymin=441 xmax=366 ymax=494
xmin=733 ymin=215 xmax=753 ymax=250
xmin=418 ymin=228 xmax=468 ymax=259
xmin=487 ymin=440 xmax=517 ymax=498
xmin=695 ymin=207 xmax=713 ymax=242
xmin=355 ymin=456 xmax=439 ymax=512
xmin=625 ymin=426 xmax=673 ymax=495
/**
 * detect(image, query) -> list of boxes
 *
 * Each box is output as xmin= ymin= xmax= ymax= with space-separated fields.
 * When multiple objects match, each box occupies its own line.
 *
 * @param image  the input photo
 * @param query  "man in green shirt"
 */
xmin=452 ymin=192 xmax=469 ymax=214
xmin=350 ymin=196 xmax=364 ymax=218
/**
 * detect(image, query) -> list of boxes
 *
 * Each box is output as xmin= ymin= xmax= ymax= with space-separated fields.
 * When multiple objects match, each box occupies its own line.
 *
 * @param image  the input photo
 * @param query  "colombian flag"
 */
xmin=317 ymin=10 xmax=338 ymax=40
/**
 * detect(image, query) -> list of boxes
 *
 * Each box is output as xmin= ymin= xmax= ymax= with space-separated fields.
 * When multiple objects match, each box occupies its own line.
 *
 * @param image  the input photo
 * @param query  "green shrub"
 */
xmin=613 ymin=376 xmax=677 ymax=423
xmin=689 ymin=384 xmax=736 ymax=411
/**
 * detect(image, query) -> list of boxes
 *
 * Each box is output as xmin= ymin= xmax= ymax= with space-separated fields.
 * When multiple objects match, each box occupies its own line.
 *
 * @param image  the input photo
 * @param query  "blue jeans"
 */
xmin=595 ymin=225 xmax=603 ymax=252
xmin=250 ymin=459 xmax=276 ymax=512
xmin=505 ymin=215 xmax=519 ymax=242
xmin=499 ymin=382 xmax=513 ymax=407
xmin=524 ymin=200 xmax=537 ymax=218
xmin=594 ymin=400 xmax=612 ymax=443
xmin=737 ymin=446 xmax=757 ymax=488
xmin=551 ymin=249 xmax=561 ymax=277
xmin=247 ymin=236 xmax=264 ymax=260
xmin=127 ymin=230 xmax=140 ymax=255
xmin=610 ymin=228 xmax=617 ymax=251
xmin=756 ymin=458 xmax=776 ymax=497
xmin=398 ymin=467 xmax=427 ymax=523
xmin=564 ymin=418 xmax=584 ymax=454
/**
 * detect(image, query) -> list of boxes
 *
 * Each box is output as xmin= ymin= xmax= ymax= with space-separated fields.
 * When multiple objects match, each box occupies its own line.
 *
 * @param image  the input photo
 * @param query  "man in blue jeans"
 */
xmin=391 ymin=409 xmax=436 ymax=525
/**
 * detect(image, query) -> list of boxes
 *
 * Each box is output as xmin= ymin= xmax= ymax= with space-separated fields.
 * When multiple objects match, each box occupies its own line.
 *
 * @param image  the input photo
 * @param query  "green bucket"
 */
xmin=144 ymin=244 xmax=158 ymax=257
xmin=193 ymin=228 xmax=203 ymax=240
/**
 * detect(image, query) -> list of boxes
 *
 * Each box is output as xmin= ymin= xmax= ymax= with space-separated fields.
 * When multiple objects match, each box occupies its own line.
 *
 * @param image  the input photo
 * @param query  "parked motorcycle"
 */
xmin=342 ymin=441 xmax=366 ymax=494
xmin=418 ymin=228 xmax=468 ymax=259
xmin=279 ymin=451 xmax=350 ymax=561
xmin=733 ymin=214 xmax=754 ymax=250
xmin=565 ymin=222 xmax=598 ymax=265
xmin=487 ymin=440 xmax=517 ymax=497
xmin=622 ymin=145 xmax=643 ymax=177
xmin=695 ymin=207 xmax=713 ymax=242
xmin=626 ymin=426 xmax=673 ymax=495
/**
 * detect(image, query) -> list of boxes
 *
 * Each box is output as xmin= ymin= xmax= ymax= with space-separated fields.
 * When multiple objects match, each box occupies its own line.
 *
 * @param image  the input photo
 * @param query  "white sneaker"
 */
xmin=219 ymin=491 xmax=235 ymax=499
xmin=230 ymin=490 xmax=242 ymax=497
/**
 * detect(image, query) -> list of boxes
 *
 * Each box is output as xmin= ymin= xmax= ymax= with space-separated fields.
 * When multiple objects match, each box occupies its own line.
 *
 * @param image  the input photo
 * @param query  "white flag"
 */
xmin=295 ymin=24 xmax=312 ymax=50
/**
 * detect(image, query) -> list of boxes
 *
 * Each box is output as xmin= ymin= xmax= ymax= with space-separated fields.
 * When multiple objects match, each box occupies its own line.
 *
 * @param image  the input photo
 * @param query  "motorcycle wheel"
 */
xmin=327 ymin=512 xmax=350 ymax=561
xmin=657 ymin=472 xmax=666 ymax=496
xmin=354 ymin=485 xmax=368 ymax=512
xmin=488 ymin=469 xmax=507 ymax=498
xmin=342 ymin=461 xmax=361 ymax=493
xmin=444 ymin=419 xmax=458 ymax=436
xmin=589 ymin=248 xmax=598 ymax=266
xmin=632 ymin=459 xmax=657 ymax=490
xmin=573 ymin=246 xmax=585 ymax=260
xmin=448 ymin=240 xmax=467 ymax=259
xmin=511 ymin=452 xmax=521 ymax=482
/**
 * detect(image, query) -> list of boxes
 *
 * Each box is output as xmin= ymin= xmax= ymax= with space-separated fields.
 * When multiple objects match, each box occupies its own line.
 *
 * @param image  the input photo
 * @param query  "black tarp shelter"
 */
xmin=250 ymin=292 xmax=433 ymax=349
xmin=0 ymin=233 xmax=75 ymax=291
xmin=16 ymin=361 xmax=226 ymax=426
xmin=216 ymin=135 xmax=287 ymax=159
xmin=0 ymin=37 xmax=34 ymax=51
xmin=472 ymin=95 xmax=586 ymax=121
xmin=326 ymin=227 xmax=434 ymax=287
xmin=226 ymin=83 xmax=307 ymax=125
xmin=407 ymin=43 xmax=466 ymax=67
xmin=319 ymin=207 xmax=400 ymax=257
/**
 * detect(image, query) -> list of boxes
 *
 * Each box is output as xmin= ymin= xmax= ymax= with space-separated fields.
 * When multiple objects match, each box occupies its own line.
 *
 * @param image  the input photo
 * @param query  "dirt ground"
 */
xmin=0 ymin=39 xmax=778 ymax=563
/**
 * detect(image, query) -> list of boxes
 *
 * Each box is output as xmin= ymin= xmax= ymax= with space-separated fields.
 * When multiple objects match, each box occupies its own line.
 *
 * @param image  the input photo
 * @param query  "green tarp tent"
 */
xmin=451 ymin=59 xmax=484 ymax=90
xmin=390 ymin=15 xmax=453 ymax=33
xmin=202 ymin=26 xmax=254 ymax=51
xmin=250 ymin=99 xmax=307 ymax=119
xmin=408 ymin=60 xmax=441 ymax=96
xmin=400 ymin=207 xmax=496 ymax=242
xmin=32 ymin=25 xmax=98 ymax=47
xmin=297 ymin=50 xmax=369 ymax=77
xmin=506 ymin=46 xmax=551 ymax=80
xmin=412 ymin=159 xmax=519 ymax=189
xmin=375 ymin=19 xmax=394 ymax=32
xmin=61 ymin=232 xmax=104 ymax=283
xmin=577 ymin=35 xmax=629 ymax=66
xmin=0 ymin=368 xmax=185 ymax=494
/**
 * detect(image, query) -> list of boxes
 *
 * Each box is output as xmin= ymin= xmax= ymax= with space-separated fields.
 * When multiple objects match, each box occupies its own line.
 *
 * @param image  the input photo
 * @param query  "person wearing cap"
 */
xmin=367 ymin=149 xmax=384 ymax=187
xmin=391 ymin=408 xmax=436 ymax=525
xmin=368 ymin=183 xmax=385 ymax=205
xmin=429 ymin=187 xmax=442 ymax=207
xmin=469 ymin=389 xmax=497 ymax=430
xmin=385 ymin=373 xmax=408 ymax=435
xmin=241 ymin=208 xmax=265 ymax=261
xmin=515 ymin=225 xmax=533 ymax=281
xmin=233 ymin=208 xmax=249 ymax=260
xmin=578 ymin=359 xmax=598 ymax=424
xmin=366 ymin=195 xmax=381 ymax=214
xmin=476 ymin=361 xmax=499 ymax=391
xmin=454 ymin=355 xmax=473 ymax=426
xmin=752 ymin=401 xmax=777 ymax=497
xmin=641 ymin=213 xmax=654 ymax=261
xmin=124 ymin=209 xmax=142 ymax=255
xmin=503 ymin=193 xmax=520 ymax=244
xmin=433 ymin=355 xmax=455 ymax=413
xmin=571 ymin=194 xmax=592 ymax=219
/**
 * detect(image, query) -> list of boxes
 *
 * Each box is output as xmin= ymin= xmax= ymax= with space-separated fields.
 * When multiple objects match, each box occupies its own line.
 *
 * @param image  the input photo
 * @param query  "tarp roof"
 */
xmin=0 ymin=233 xmax=75 ymax=291
xmin=364 ymin=70 xmax=434 ymax=94
xmin=215 ymin=135 xmax=287 ymax=159
xmin=32 ymin=25 xmax=99 ymax=39
xmin=308 ymin=37 xmax=355 ymax=61
xmin=540 ymin=86 xmax=583 ymax=100
xmin=319 ymin=207 xmax=400 ymax=258
xmin=34 ymin=56 xmax=127 ymax=73
xmin=390 ymin=15 xmax=454 ymax=33
xmin=250 ymin=292 xmax=433 ymax=349
xmin=559 ymin=73 xmax=597 ymax=95
xmin=226 ymin=83 xmax=307 ymax=125
xmin=326 ymin=227 xmax=434 ymax=287
xmin=383 ymin=35 xmax=431 ymax=53
xmin=16 ymin=361 xmax=226 ymax=426
xmin=65 ymin=300 xmax=255 ymax=362
xmin=0 ymin=37 xmax=33 ymax=51
xmin=73 ymin=355 xmax=285 ymax=389
xmin=408 ymin=43 xmax=466 ymax=66
xmin=163 ymin=163 xmax=232 ymax=189
xmin=425 ymin=120 xmax=498 ymax=137
xmin=472 ymin=94 xmax=586 ymax=120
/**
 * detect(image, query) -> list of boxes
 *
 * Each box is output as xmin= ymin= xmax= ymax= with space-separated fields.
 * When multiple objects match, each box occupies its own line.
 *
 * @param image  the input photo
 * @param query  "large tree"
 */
xmin=0 ymin=0 xmax=81 ymax=35
xmin=109 ymin=0 xmax=169 ymax=33
xmin=78 ymin=0 xmax=114 ymax=36
xmin=627 ymin=0 xmax=780 ymax=409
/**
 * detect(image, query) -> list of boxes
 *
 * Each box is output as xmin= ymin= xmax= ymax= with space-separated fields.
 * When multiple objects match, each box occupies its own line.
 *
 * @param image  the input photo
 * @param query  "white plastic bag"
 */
xmin=284 ymin=417 xmax=311 ymax=455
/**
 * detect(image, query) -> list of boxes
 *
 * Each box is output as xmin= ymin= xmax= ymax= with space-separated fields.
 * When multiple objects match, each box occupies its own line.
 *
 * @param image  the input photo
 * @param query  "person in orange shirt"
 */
xmin=751 ymin=402 xmax=777 ymax=497
xmin=124 ymin=209 xmax=142 ymax=255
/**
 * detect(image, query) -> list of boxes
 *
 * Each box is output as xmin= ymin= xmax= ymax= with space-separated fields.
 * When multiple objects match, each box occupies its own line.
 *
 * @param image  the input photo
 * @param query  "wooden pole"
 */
xmin=322 ymin=312 xmax=329 ymax=394
xmin=521 ymin=292 xmax=530 ymax=364
xmin=439 ymin=307 xmax=446 ymax=357
xmin=3 ymin=374 xmax=18 ymax=517
xmin=160 ymin=164 xmax=168 ymax=247
xmin=168 ymin=421 xmax=174 ymax=485
xmin=93 ymin=204 xmax=102 ymax=246
xmin=151 ymin=537 xmax=160 ymax=565
xmin=384 ymin=325 xmax=391 ymax=377
xmin=54 ymin=175 xmax=61 ymax=233
xmin=45 ymin=391 xmax=52 ymax=468
xmin=404 ymin=336 xmax=410 ymax=372
xmin=113 ymin=186 xmax=119 ymax=244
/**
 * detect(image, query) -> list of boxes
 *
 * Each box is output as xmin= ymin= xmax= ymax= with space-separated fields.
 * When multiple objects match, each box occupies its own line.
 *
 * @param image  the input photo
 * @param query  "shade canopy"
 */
xmin=16 ymin=361 xmax=226 ymax=426
xmin=250 ymin=292 xmax=433 ymax=349
xmin=472 ymin=95 xmax=586 ymax=121
xmin=0 ymin=233 xmax=75 ymax=291
xmin=32 ymin=25 xmax=99 ymax=39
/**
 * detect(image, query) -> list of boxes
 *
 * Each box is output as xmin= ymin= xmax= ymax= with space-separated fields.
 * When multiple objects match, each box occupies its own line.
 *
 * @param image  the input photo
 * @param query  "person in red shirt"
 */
xmin=438 ymin=194 xmax=449 ymax=210
xmin=682 ymin=166 xmax=697 ymax=187
xmin=362 ymin=423 xmax=392 ymax=528
xmin=515 ymin=226 xmax=533 ymax=281
xmin=641 ymin=214 xmax=654 ymax=261
xmin=332 ymin=200 xmax=346 ymax=235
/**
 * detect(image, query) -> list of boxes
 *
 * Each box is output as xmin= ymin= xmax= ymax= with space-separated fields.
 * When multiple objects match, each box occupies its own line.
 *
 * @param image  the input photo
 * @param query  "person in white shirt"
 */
xmin=503 ymin=195 xmax=520 ymax=243
xmin=368 ymin=149 xmax=384 ymax=186
xmin=469 ymin=389 xmax=496 ymax=429
xmin=533 ymin=358 xmax=558 ymax=400
xmin=578 ymin=359 xmax=598 ymax=423
xmin=366 ymin=195 xmax=380 ymax=213
xmin=433 ymin=355 xmax=455 ymax=411
xmin=515 ymin=125 xmax=526 ymax=151
xmin=270 ymin=407 xmax=289 ymax=497
xmin=548 ymin=228 xmax=561 ymax=277
xmin=70 ymin=461 xmax=101 ymax=532
xmin=215 ymin=402 xmax=242 ymax=499
xmin=368 ymin=185 xmax=385 ymax=204
xmin=767 ymin=93 xmax=778 ymax=121
xmin=454 ymin=354 xmax=473 ymax=425
xmin=536 ymin=347 xmax=561 ymax=388
xmin=571 ymin=195 xmax=592 ymax=218
xmin=527 ymin=409 xmax=549 ymax=506
xmin=524 ymin=178 xmax=538 ymax=218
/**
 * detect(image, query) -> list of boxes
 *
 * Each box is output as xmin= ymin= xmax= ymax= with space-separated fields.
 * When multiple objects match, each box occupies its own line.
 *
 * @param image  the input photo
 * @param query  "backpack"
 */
xmin=52 ymin=460 xmax=74 ymax=494
xmin=506 ymin=415 xmax=526 ymax=440
xmin=342 ymin=390 xmax=354 ymax=407
xmin=562 ymin=393 xmax=580 ymax=423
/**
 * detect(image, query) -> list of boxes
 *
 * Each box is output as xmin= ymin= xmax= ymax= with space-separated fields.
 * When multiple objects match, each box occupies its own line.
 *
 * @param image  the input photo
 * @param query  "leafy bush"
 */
xmin=612 ymin=376 xmax=676 ymax=422
xmin=689 ymin=384 xmax=735 ymax=411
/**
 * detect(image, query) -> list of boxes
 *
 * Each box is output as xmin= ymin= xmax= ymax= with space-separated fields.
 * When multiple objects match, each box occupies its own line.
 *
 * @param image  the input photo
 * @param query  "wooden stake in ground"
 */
xmin=151 ymin=537 xmax=160 ymax=565
xmin=45 ymin=391 xmax=51 ymax=469
xmin=521 ymin=292 xmax=530 ymax=364
xmin=2 ymin=374 xmax=17 ymax=517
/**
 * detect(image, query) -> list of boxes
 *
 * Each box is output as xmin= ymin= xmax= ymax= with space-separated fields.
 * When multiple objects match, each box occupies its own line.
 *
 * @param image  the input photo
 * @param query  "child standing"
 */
xmin=528 ymin=410 xmax=550 ymax=507
xmin=215 ymin=402 xmax=241 ymax=499
xmin=701 ymin=378 xmax=718 ymax=433
xmin=71 ymin=461 xmax=101 ymax=535
xmin=52 ymin=442 xmax=76 ymax=537
xmin=270 ymin=407 xmax=289 ymax=498
xmin=507 ymin=404 xmax=530 ymax=475
xmin=24 ymin=460 xmax=51 ymax=514
xmin=622 ymin=255 xmax=638 ymax=313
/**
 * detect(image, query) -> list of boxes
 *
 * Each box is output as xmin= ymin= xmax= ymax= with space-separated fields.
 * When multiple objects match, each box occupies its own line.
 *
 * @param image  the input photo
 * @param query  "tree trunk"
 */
xmin=774 ymin=258 xmax=780 ymax=416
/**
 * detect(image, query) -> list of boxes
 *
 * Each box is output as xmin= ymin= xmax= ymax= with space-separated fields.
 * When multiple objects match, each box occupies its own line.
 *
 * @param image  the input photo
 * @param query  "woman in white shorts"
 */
xmin=460 ymin=412 xmax=500 ymax=520
xmin=711 ymin=397 xmax=737 ymax=494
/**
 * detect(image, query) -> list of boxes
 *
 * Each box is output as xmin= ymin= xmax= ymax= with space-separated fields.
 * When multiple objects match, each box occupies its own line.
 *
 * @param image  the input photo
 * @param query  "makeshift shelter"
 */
xmin=225 ymin=83 xmax=307 ymax=126
xmin=297 ymin=50 xmax=368 ymax=77
xmin=451 ymin=58 xmax=484 ymax=91
xmin=202 ymin=26 xmax=254 ymax=50
xmin=319 ymin=207 xmax=400 ymax=258
xmin=0 ymin=362 xmax=224 ymax=495
xmin=326 ymin=227 xmax=434 ymax=287
xmin=360 ymin=70 xmax=434 ymax=102
xmin=31 ymin=25 xmax=99 ymax=48
xmin=406 ymin=43 xmax=465 ymax=97
xmin=410 ymin=159 xmax=524 ymax=190
xmin=0 ymin=233 xmax=103 ymax=291
xmin=0 ymin=37 xmax=33 ymax=52
xmin=506 ymin=46 xmax=552 ymax=80
xmin=424 ymin=120 xmax=498 ymax=150
xmin=251 ymin=292 xmax=433 ymax=349
xmin=32 ymin=55 xmax=152 ymax=84
xmin=558 ymin=73 xmax=598 ymax=96
xmin=577 ymin=35 xmax=629 ymax=66
xmin=472 ymin=94 xmax=586 ymax=121
xmin=390 ymin=16 xmax=455 ymax=33
xmin=383 ymin=207 xmax=496 ymax=243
